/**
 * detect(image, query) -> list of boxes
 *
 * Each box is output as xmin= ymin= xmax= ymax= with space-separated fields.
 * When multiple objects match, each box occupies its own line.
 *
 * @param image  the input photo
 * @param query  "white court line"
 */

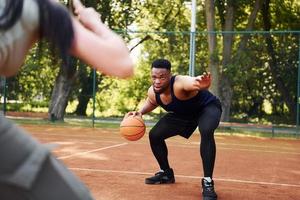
xmin=58 ymin=143 xmax=128 ymax=159
xmin=214 ymin=178 xmax=300 ymax=188
xmin=217 ymin=142 xmax=297 ymax=150
xmin=34 ymin=133 xmax=300 ymax=155
xmin=167 ymin=143 xmax=300 ymax=155
xmin=218 ymin=147 xmax=300 ymax=155
xmin=69 ymin=167 xmax=300 ymax=188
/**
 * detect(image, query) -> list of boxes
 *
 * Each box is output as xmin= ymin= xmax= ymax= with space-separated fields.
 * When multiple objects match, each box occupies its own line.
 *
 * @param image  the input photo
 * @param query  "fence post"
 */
xmin=297 ymin=35 xmax=300 ymax=129
xmin=1 ymin=77 xmax=7 ymax=115
xmin=188 ymin=0 xmax=196 ymax=77
xmin=92 ymin=69 xmax=96 ymax=128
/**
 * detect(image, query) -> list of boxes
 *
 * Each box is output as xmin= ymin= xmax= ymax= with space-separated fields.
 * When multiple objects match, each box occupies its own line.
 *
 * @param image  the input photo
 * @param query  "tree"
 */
xmin=9 ymin=0 xmax=300 ymax=124
xmin=212 ymin=0 xmax=263 ymax=121
xmin=49 ymin=0 xmax=141 ymax=119
xmin=205 ymin=0 xmax=220 ymax=98
xmin=6 ymin=45 xmax=58 ymax=110
xmin=48 ymin=57 xmax=77 ymax=121
xmin=261 ymin=0 xmax=297 ymax=120
xmin=92 ymin=0 xmax=193 ymax=117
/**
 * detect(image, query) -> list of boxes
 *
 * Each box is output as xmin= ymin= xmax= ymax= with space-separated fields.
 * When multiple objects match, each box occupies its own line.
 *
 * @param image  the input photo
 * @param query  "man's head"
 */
xmin=151 ymin=59 xmax=172 ymax=94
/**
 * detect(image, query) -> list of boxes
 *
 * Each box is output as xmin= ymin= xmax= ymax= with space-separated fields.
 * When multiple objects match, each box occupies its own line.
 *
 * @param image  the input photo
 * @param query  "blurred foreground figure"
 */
xmin=0 ymin=0 xmax=134 ymax=199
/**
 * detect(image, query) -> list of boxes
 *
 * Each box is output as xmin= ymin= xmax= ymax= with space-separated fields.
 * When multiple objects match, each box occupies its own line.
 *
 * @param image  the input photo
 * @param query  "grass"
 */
xmin=8 ymin=116 xmax=300 ymax=139
xmin=217 ymin=126 xmax=300 ymax=139
xmin=10 ymin=117 xmax=121 ymax=129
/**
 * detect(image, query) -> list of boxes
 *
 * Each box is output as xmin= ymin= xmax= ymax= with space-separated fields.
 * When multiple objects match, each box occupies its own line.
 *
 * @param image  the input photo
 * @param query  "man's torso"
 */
xmin=155 ymin=75 xmax=217 ymax=116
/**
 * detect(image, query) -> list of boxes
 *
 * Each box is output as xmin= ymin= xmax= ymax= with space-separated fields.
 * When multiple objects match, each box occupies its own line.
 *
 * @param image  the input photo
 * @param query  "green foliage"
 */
xmin=3 ymin=0 xmax=300 ymax=126
xmin=92 ymin=59 xmax=151 ymax=117
xmin=229 ymin=32 xmax=299 ymax=123
xmin=6 ymin=45 xmax=58 ymax=102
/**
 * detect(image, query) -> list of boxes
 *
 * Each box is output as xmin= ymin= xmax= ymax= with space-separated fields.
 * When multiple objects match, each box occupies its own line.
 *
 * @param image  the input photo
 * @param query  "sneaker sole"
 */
xmin=203 ymin=196 xmax=217 ymax=200
xmin=145 ymin=179 xmax=175 ymax=185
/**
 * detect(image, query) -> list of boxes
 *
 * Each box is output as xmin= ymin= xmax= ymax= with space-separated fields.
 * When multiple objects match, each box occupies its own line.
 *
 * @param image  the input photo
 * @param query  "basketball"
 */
xmin=120 ymin=115 xmax=146 ymax=141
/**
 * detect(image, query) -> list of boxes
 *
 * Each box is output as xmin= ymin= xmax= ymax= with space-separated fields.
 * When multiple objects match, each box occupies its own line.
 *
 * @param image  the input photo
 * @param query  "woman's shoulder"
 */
xmin=21 ymin=0 xmax=40 ymax=31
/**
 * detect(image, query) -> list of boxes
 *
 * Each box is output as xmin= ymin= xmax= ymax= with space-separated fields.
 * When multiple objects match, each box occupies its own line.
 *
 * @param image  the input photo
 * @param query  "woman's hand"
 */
xmin=72 ymin=0 xmax=106 ymax=35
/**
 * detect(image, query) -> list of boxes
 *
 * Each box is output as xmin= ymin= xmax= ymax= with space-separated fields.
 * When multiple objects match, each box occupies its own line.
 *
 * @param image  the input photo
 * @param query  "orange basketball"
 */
xmin=120 ymin=115 xmax=146 ymax=141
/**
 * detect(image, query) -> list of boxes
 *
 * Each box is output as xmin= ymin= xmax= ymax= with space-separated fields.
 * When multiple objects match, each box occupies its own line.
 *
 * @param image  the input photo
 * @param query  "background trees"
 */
xmin=1 ymin=0 xmax=300 ymax=125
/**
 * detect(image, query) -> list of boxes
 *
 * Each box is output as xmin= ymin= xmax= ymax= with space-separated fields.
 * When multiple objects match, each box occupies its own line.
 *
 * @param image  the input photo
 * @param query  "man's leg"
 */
xmin=0 ymin=116 xmax=94 ymax=200
xmin=146 ymin=113 xmax=197 ymax=184
xmin=197 ymin=102 xmax=222 ymax=200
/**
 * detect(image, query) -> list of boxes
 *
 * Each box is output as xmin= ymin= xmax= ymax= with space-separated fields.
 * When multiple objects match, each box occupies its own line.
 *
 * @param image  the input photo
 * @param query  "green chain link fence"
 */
xmin=1 ymin=30 xmax=300 ymax=137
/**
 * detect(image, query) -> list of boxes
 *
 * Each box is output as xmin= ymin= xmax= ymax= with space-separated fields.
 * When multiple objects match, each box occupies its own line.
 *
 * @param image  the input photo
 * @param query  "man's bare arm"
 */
xmin=179 ymin=72 xmax=211 ymax=92
xmin=126 ymin=87 xmax=158 ymax=117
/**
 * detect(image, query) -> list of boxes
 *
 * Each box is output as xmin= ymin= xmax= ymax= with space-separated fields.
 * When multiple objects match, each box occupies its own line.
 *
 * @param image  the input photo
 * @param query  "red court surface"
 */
xmin=21 ymin=124 xmax=300 ymax=200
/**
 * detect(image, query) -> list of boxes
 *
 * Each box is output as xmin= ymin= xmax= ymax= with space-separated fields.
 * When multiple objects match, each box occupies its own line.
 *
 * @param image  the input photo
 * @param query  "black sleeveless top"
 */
xmin=155 ymin=75 xmax=218 ymax=116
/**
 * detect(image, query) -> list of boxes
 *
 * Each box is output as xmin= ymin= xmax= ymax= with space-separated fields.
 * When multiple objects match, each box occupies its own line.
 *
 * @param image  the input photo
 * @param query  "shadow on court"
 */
xmin=23 ymin=124 xmax=300 ymax=200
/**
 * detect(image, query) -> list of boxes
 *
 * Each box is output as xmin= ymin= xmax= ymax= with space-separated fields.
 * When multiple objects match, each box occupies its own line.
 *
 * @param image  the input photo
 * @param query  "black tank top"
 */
xmin=155 ymin=75 xmax=218 ymax=116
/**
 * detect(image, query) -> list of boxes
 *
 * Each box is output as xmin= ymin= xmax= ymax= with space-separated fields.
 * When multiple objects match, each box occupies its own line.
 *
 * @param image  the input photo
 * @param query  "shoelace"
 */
xmin=204 ymin=186 xmax=214 ymax=192
xmin=155 ymin=172 xmax=164 ymax=176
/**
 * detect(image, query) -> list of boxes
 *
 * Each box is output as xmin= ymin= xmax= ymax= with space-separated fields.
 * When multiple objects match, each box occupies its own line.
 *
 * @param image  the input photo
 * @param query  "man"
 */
xmin=127 ymin=59 xmax=222 ymax=200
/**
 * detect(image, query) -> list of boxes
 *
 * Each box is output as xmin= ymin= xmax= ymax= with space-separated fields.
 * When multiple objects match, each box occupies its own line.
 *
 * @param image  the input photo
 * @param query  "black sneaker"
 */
xmin=145 ymin=168 xmax=175 ymax=184
xmin=202 ymin=178 xmax=217 ymax=200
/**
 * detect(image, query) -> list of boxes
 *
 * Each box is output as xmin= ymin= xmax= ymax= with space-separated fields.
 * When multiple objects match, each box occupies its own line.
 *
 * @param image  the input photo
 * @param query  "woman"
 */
xmin=0 ymin=0 xmax=134 ymax=77
xmin=0 ymin=0 xmax=134 ymax=199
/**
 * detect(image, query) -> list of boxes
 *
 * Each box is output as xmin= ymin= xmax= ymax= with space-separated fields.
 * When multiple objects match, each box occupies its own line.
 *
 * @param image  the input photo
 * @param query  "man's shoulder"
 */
xmin=173 ymin=75 xmax=188 ymax=87
xmin=147 ymin=86 xmax=157 ymax=104
xmin=147 ymin=86 xmax=155 ymax=96
xmin=147 ymin=86 xmax=153 ymax=92
xmin=174 ymin=75 xmax=189 ymax=81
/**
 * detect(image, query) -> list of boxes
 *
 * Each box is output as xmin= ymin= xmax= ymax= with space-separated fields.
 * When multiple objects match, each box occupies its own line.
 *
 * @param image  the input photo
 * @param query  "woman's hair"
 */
xmin=36 ymin=0 xmax=74 ymax=67
xmin=0 ymin=0 xmax=23 ymax=30
xmin=0 ymin=0 xmax=74 ymax=67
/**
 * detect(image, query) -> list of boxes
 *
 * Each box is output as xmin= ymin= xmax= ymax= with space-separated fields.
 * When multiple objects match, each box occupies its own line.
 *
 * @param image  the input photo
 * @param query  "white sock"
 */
xmin=204 ymin=177 xmax=212 ymax=182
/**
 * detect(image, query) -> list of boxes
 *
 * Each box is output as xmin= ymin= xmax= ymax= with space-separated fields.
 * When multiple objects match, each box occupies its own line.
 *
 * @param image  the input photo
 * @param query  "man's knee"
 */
xmin=199 ymin=127 xmax=215 ymax=141
xmin=149 ymin=128 xmax=164 ymax=142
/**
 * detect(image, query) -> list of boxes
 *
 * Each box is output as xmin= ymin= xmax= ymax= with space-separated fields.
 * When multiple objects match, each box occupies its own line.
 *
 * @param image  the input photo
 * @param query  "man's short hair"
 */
xmin=151 ymin=59 xmax=171 ymax=70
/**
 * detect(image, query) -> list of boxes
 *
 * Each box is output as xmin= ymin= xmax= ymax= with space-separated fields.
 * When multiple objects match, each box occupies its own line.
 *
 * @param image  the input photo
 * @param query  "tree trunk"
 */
xmin=48 ymin=59 xmax=77 ymax=121
xmin=237 ymin=0 xmax=263 ymax=52
xmin=205 ymin=0 xmax=220 ymax=98
xmin=261 ymin=0 xmax=296 ymax=119
xmin=219 ymin=0 xmax=262 ymax=121
xmin=75 ymin=68 xmax=101 ymax=116
xmin=75 ymin=91 xmax=90 ymax=116
xmin=219 ymin=1 xmax=235 ymax=122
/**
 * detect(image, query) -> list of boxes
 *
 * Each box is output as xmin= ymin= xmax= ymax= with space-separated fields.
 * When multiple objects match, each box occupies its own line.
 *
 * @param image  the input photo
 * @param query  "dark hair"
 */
xmin=0 ymin=0 xmax=23 ymax=30
xmin=0 ymin=0 xmax=74 ymax=68
xmin=151 ymin=59 xmax=171 ymax=70
xmin=36 ymin=0 xmax=74 ymax=68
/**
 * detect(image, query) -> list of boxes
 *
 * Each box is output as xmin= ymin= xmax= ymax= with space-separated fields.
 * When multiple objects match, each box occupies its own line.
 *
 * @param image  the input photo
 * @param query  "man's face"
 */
xmin=151 ymin=68 xmax=171 ymax=94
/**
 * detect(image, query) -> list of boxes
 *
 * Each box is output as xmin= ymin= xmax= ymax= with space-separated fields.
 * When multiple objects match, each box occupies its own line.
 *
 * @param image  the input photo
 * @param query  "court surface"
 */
xmin=22 ymin=124 xmax=300 ymax=200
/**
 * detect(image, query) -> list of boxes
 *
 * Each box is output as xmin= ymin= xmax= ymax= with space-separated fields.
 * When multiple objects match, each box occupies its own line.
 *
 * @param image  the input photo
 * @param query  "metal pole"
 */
xmin=189 ymin=0 xmax=196 ymax=77
xmin=92 ymin=69 xmax=96 ymax=128
xmin=3 ymin=77 xmax=7 ymax=115
xmin=297 ymin=35 xmax=300 ymax=131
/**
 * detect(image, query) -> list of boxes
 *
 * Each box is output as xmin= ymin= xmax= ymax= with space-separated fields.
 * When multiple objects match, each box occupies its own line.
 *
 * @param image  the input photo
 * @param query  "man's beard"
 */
xmin=153 ymin=84 xmax=169 ymax=94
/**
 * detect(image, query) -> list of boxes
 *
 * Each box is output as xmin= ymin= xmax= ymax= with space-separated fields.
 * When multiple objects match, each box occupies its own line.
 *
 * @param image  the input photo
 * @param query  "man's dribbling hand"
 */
xmin=125 ymin=111 xmax=142 ymax=118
